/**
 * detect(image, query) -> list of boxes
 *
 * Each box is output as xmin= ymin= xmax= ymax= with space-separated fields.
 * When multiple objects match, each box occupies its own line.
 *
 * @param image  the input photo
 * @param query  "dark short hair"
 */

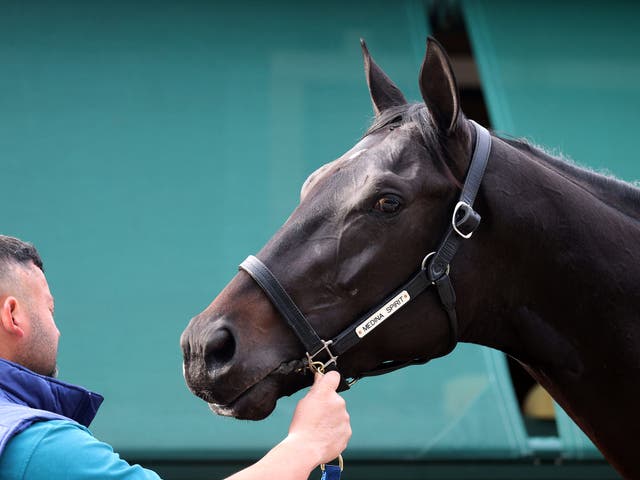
xmin=0 ymin=235 xmax=44 ymax=273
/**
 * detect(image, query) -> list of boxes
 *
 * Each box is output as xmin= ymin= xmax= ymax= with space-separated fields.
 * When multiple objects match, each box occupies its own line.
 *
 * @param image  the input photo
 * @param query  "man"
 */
xmin=0 ymin=235 xmax=351 ymax=479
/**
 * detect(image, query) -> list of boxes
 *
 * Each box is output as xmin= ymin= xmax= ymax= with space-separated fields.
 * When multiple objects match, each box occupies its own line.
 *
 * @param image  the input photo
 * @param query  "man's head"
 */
xmin=0 ymin=235 xmax=59 ymax=377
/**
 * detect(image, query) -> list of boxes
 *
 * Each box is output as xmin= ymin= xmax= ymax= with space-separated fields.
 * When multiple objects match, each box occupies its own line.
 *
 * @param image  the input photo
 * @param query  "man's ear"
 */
xmin=0 ymin=296 xmax=25 ymax=338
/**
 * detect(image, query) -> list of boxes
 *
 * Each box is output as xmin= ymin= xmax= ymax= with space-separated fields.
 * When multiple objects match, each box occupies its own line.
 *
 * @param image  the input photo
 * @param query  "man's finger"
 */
xmin=311 ymin=370 xmax=341 ymax=393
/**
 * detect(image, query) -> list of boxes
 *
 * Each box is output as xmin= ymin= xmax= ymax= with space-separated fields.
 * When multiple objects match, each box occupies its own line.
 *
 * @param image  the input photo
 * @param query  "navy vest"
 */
xmin=0 ymin=358 xmax=103 ymax=456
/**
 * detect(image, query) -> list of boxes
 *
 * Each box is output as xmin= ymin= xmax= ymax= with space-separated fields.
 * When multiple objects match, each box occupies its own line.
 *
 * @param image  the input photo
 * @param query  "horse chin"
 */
xmin=205 ymin=360 xmax=312 ymax=420
xmin=207 ymin=376 xmax=280 ymax=420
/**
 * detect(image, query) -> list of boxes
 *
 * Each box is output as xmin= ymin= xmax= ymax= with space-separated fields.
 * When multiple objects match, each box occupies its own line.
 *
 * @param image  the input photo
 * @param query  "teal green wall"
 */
xmin=464 ymin=0 xmax=640 ymax=182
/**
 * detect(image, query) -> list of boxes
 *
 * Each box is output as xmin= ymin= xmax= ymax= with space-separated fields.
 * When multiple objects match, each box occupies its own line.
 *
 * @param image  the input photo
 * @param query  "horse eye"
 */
xmin=373 ymin=195 xmax=402 ymax=214
xmin=388 ymin=116 xmax=403 ymax=130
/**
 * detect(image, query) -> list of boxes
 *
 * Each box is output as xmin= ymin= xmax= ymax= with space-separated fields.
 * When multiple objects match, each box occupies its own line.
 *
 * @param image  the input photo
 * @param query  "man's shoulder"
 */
xmin=0 ymin=420 xmax=160 ymax=480
xmin=1 ymin=419 xmax=90 ymax=456
xmin=10 ymin=417 xmax=90 ymax=442
xmin=0 ymin=419 xmax=89 ymax=479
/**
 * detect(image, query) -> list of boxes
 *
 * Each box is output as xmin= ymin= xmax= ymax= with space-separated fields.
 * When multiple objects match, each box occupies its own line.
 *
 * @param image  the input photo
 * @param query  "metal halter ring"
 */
xmin=421 ymin=252 xmax=450 ymax=276
xmin=321 ymin=454 xmax=344 ymax=472
xmin=308 ymin=361 xmax=327 ymax=374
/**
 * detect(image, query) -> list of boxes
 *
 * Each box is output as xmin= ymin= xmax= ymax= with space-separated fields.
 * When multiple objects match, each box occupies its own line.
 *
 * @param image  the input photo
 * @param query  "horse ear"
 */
xmin=361 ymin=39 xmax=407 ymax=116
xmin=419 ymin=37 xmax=460 ymax=135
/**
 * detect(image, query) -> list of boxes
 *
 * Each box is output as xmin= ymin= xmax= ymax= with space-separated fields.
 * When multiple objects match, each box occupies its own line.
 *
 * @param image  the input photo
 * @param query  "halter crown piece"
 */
xmin=239 ymin=120 xmax=491 ymax=386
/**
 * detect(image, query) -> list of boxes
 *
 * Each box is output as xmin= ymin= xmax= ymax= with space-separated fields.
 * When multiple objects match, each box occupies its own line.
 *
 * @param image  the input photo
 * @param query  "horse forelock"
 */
xmin=365 ymin=103 xmax=442 ymax=154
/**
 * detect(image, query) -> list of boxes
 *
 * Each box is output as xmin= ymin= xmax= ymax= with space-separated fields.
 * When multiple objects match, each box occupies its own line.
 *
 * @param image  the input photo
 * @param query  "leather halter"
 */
xmin=240 ymin=120 xmax=491 ymax=388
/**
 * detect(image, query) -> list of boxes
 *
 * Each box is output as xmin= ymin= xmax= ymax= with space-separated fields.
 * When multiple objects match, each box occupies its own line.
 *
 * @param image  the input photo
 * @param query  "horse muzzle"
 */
xmin=180 ymin=306 xmax=310 ymax=420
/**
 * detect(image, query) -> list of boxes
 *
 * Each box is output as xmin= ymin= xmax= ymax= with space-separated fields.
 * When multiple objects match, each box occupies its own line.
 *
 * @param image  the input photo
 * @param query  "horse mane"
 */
xmin=499 ymin=135 xmax=640 ymax=220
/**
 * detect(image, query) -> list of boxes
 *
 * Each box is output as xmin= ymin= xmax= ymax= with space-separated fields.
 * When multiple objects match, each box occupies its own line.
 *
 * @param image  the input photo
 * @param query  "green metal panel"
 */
xmin=344 ymin=346 xmax=529 ymax=460
xmin=2 ymin=0 xmax=527 ymax=460
xmin=463 ymin=0 xmax=640 ymax=181
xmin=463 ymin=0 xmax=640 ymax=460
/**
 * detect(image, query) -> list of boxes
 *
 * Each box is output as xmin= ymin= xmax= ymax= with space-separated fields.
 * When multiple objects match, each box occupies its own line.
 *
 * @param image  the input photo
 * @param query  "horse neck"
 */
xmin=458 ymin=134 xmax=640 ymax=370
xmin=455 ymin=134 xmax=640 ymax=477
xmin=500 ymin=137 xmax=640 ymax=221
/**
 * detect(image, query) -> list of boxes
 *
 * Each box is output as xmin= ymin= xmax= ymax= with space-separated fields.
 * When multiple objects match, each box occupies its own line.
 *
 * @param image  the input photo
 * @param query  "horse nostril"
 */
xmin=204 ymin=328 xmax=236 ymax=370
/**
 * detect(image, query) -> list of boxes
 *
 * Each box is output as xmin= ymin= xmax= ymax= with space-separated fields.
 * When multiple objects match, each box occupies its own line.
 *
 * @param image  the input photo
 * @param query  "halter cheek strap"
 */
xmin=428 ymin=120 xmax=491 ymax=281
xmin=238 ymin=255 xmax=327 ymax=358
xmin=239 ymin=121 xmax=491 ymax=386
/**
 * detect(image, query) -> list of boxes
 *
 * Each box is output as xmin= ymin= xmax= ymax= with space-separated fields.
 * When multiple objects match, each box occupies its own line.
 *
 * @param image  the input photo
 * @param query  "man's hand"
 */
xmin=286 ymin=371 xmax=351 ymax=466
xmin=225 ymin=371 xmax=351 ymax=480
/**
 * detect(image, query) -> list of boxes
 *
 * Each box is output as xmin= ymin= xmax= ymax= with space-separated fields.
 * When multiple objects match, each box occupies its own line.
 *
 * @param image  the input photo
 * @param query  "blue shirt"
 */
xmin=0 ymin=420 xmax=160 ymax=480
xmin=0 ymin=359 xmax=161 ymax=479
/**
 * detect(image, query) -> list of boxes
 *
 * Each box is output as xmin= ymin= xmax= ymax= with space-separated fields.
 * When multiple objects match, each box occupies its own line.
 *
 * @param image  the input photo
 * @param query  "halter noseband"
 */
xmin=239 ymin=120 xmax=491 ymax=388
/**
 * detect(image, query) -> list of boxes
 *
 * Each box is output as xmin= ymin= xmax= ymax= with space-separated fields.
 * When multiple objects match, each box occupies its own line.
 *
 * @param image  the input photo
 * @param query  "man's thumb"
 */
xmin=311 ymin=370 xmax=341 ymax=393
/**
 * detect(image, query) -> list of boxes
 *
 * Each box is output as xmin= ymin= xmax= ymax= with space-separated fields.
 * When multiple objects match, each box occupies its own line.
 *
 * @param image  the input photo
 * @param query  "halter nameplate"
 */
xmin=355 ymin=290 xmax=410 ymax=338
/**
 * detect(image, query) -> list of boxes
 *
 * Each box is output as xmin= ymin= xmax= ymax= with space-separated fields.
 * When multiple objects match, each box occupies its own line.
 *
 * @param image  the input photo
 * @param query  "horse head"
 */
xmin=181 ymin=38 xmax=484 ymax=420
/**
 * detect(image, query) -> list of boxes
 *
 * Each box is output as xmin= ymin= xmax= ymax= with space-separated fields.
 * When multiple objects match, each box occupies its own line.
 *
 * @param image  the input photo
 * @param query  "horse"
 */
xmin=181 ymin=38 xmax=640 ymax=478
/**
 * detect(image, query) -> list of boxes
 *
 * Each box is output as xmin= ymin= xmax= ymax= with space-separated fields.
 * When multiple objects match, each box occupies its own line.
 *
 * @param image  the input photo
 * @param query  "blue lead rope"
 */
xmin=320 ymin=464 xmax=342 ymax=480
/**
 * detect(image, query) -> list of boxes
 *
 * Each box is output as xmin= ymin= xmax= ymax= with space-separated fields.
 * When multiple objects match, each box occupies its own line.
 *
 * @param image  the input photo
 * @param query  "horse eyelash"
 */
xmin=388 ymin=116 xmax=403 ymax=130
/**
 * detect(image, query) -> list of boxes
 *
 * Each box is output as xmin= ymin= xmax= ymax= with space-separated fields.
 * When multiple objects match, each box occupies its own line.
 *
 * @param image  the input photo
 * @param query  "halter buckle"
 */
xmin=306 ymin=339 xmax=338 ymax=373
xmin=452 ymin=201 xmax=477 ymax=239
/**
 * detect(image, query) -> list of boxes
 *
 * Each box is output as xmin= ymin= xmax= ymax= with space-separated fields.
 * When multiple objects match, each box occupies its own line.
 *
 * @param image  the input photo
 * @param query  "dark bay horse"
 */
xmin=181 ymin=38 xmax=640 ymax=478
